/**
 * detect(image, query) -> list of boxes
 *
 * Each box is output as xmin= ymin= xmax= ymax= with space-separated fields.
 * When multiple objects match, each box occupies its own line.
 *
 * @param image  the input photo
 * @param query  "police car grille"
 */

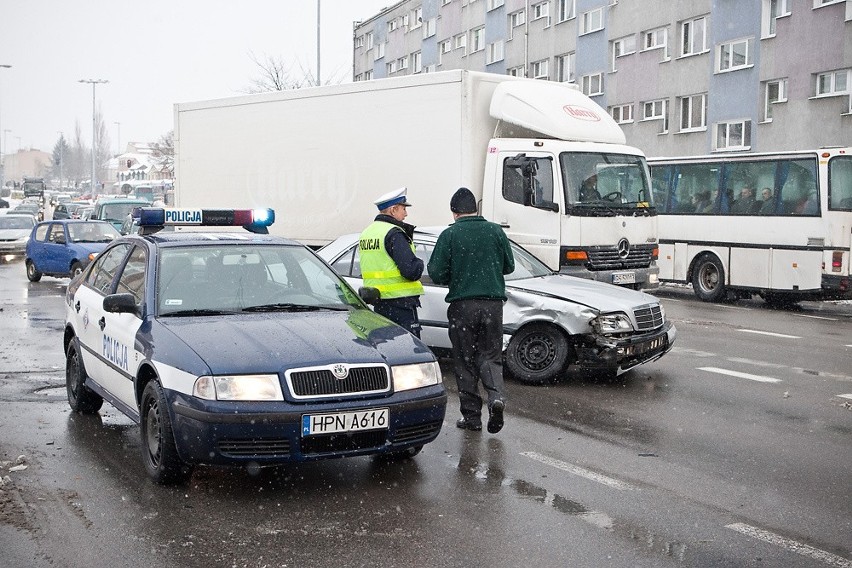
xmin=300 ymin=430 xmax=387 ymax=455
xmin=393 ymin=421 xmax=442 ymax=444
xmin=586 ymin=245 xmax=654 ymax=270
xmin=633 ymin=304 xmax=663 ymax=331
xmin=218 ymin=438 xmax=291 ymax=458
xmin=290 ymin=367 xmax=389 ymax=397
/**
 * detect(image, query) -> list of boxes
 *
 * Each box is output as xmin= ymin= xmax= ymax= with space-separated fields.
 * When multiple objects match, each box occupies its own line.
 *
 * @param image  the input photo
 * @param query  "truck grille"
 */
xmin=286 ymin=364 xmax=390 ymax=399
xmin=586 ymin=244 xmax=655 ymax=271
xmin=633 ymin=304 xmax=663 ymax=331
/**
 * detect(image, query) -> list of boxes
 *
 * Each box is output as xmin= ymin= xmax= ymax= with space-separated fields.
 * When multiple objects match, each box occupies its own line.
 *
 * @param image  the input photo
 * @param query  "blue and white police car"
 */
xmin=63 ymin=207 xmax=447 ymax=484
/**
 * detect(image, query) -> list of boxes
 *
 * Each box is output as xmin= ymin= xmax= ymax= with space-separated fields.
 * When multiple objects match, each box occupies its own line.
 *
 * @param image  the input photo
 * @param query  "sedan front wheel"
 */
xmin=505 ymin=323 xmax=570 ymax=385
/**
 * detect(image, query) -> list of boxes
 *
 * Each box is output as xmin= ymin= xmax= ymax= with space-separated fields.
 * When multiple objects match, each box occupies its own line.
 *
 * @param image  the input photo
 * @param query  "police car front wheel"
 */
xmin=140 ymin=381 xmax=193 ymax=485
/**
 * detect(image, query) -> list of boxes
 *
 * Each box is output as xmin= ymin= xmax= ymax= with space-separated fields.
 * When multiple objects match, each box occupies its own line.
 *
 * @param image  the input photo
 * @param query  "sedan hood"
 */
xmin=0 ymin=229 xmax=30 ymax=240
xmin=157 ymin=309 xmax=432 ymax=375
xmin=509 ymin=274 xmax=660 ymax=313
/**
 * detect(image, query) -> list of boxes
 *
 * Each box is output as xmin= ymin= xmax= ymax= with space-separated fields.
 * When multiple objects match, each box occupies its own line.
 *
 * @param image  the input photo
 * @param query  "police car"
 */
xmin=63 ymin=207 xmax=447 ymax=484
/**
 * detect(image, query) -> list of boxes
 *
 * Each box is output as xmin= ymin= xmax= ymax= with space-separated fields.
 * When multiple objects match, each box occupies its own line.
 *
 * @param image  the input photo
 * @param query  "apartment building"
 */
xmin=352 ymin=0 xmax=852 ymax=157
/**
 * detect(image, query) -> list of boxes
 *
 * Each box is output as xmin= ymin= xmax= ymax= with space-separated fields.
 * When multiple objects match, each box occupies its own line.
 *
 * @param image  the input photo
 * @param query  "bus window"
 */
xmin=829 ymin=155 xmax=852 ymax=210
xmin=778 ymin=159 xmax=818 ymax=215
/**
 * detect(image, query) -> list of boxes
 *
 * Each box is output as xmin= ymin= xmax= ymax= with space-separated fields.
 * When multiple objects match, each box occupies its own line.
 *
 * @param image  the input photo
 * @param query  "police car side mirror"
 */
xmin=103 ymin=293 xmax=138 ymax=315
xmin=358 ymin=287 xmax=380 ymax=305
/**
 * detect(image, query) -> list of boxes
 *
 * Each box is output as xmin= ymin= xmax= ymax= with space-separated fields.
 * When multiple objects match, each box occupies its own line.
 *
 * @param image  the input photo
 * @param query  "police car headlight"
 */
xmin=592 ymin=313 xmax=634 ymax=334
xmin=392 ymin=362 xmax=442 ymax=391
xmin=193 ymin=374 xmax=284 ymax=401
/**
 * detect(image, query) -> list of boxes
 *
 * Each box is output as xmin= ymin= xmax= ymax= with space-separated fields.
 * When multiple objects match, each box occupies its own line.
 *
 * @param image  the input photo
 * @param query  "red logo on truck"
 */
xmin=563 ymin=105 xmax=601 ymax=121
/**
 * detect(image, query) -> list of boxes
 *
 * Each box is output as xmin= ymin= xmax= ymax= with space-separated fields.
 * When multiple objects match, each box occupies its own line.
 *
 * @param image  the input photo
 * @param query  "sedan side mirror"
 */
xmin=358 ymin=287 xmax=381 ymax=305
xmin=103 ymin=293 xmax=138 ymax=315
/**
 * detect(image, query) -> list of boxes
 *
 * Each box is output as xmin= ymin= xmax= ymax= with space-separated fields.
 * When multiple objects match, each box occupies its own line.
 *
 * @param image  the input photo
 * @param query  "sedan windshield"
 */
xmin=505 ymin=243 xmax=553 ymax=281
xmin=0 ymin=216 xmax=34 ymax=230
xmin=157 ymin=244 xmax=362 ymax=316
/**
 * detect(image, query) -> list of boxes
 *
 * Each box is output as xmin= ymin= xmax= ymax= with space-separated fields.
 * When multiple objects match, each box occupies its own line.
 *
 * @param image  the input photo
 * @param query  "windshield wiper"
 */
xmin=161 ymin=308 xmax=238 ymax=317
xmin=241 ymin=303 xmax=336 ymax=312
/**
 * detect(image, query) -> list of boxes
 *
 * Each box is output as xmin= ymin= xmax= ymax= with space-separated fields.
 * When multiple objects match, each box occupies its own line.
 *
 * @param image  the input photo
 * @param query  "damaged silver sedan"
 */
xmin=319 ymin=229 xmax=676 ymax=384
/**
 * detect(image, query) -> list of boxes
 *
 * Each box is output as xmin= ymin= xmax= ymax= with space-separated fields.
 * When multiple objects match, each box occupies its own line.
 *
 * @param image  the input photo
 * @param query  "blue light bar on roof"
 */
xmin=137 ymin=208 xmax=275 ymax=232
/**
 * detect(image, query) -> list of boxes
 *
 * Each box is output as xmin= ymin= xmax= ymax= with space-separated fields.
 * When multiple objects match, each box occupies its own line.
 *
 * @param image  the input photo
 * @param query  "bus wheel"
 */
xmin=692 ymin=255 xmax=726 ymax=302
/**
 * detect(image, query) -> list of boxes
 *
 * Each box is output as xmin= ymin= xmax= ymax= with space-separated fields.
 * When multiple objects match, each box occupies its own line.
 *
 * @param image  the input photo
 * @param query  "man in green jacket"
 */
xmin=427 ymin=187 xmax=515 ymax=434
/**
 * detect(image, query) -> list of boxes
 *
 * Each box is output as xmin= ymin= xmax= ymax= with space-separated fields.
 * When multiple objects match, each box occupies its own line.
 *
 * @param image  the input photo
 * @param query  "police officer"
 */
xmin=359 ymin=187 xmax=424 ymax=337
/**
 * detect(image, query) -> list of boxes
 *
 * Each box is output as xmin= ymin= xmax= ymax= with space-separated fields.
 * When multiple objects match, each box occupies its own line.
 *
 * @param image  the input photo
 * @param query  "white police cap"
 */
xmin=374 ymin=187 xmax=412 ymax=210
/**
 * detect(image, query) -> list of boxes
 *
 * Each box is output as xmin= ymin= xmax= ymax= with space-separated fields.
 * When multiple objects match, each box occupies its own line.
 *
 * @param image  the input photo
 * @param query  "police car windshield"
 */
xmin=157 ymin=244 xmax=362 ymax=316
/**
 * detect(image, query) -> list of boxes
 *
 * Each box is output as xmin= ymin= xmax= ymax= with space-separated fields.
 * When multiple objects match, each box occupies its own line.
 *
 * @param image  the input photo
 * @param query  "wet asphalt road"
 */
xmin=0 ymin=254 xmax=850 ymax=568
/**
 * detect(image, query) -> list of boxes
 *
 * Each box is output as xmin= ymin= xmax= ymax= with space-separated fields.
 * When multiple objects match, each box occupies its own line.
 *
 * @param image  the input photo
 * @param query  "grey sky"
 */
xmin=0 ymin=0 xmax=389 ymax=155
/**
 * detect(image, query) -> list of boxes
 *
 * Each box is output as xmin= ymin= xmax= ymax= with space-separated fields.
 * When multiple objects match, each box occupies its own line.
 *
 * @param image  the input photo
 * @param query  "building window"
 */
xmin=387 ymin=60 xmax=398 ymax=74
xmin=366 ymin=32 xmax=374 ymax=50
xmin=487 ymin=0 xmax=505 ymax=10
xmin=508 ymin=66 xmax=525 ymax=77
xmin=557 ymin=0 xmax=576 ymax=22
xmin=388 ymin=19 xmax=399 ymax=33
xmin=580 ymin=7 xmax=603 ymax=34
xmin=816 ymin=69 xmax=850 ymax=96
xmin=610 ymin=104 xmax=633 ymax=124
xmin=374 ymin=42 xmax=385 ymax=61
xmin=532 ymin=1 xmax=549 ymax=20
xmin=442 ymin=0 xmax=452 ymax=5
xmin=412 ymin=51 xmax=422 ymax=73
xmin=681 ymin=16 xmax=707 ymax=56
xmin=679 ymin=93 xmax=706 ymax=131
xmin=763 ymin=79 xmax=787 ymax=120
xmin=717 ymin=38 xmax=752 ymax=72
xmin=611 ymin=35 xmax=636 ymax=71
xmin=510 ymin=9 xmax=526 ymax=27
xmin=470 ymin=27 xmax=485 ymax=53
xmin=531 ymin=59 xmax=549 ymax=79
xmin=643 ymin=99 xmax=669 ymax=132
xmin=715 ymin=120 xmax=751 ymax=151
xmin=411 ymin=6 xmax=423 ymax=29
xmin=556 ymin=52 xmax=575 ymax=83
xmin=487 ymin=41 xmax=505 ymax=64
xmin=454 ymin=33 xmax=467 ymax=55
xmin=355 ymin=35 xmax=365 ymax=49
xmin=763 ymin=0 xmax=791 ymax=37
xmin=439 ymin=40 xmax=452 ymax=64
xmin=364 ymin=70 xmax=373 ymax=80
xmin=398 ymin=56 xmax=409 ymax=70
xmin=581 ymin=73 xmax=603 ymax=96
xmin=643 ymin=27 xmax=667 ymax=51
xmin=423 ymin=17 xmax=437 ymax=38
xmin=814 ymin=0 xmax=844 ymax=7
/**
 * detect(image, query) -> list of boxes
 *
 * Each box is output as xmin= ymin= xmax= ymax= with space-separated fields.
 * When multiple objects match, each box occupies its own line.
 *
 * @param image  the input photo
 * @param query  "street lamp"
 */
xmin=0 ymin=64 xmax=11 ymax=190
xmin=79 ymin=78 xmax=108 ymax=195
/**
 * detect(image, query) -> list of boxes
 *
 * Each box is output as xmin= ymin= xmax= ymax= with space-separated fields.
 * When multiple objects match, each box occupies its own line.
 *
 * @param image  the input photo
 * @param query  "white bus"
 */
xmin=648 ymin=148 xmax=852 ymax=305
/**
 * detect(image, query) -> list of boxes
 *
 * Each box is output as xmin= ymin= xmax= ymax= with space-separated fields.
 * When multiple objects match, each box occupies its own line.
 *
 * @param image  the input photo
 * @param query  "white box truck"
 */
xmin=174 ymin=70 xmax=659 ymax=288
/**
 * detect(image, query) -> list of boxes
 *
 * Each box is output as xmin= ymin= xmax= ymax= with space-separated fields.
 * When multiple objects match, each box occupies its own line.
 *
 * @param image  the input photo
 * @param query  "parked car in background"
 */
xmin=77 ymin=206 xmax=95 ymax=220
xmin=319 ymin=228 xmax=677 ymax=383
xmin=11 ymin=202 xmax=43 ymax=222
xmin=91 ymin=197 xmax=152 ymax=230
xmin=52 ymin=202 xmax=87 ymax=220
xmin=0 ymin=213 xmax=37 ymax=258
xmin=25 ymin=219 xmax=121 ymax=281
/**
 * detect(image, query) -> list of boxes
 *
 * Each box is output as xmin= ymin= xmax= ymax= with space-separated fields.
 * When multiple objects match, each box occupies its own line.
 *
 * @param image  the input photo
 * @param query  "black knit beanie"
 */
xmin=450 ymin=187 xmax=477 ymax=214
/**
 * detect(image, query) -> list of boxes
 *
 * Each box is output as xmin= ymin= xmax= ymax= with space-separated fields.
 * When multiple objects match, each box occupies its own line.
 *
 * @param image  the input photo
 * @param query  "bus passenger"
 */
xmin=730 ymin=186 xmax=756 ymax=214
xmin=758 ymin=188 xmax=775 ymax=214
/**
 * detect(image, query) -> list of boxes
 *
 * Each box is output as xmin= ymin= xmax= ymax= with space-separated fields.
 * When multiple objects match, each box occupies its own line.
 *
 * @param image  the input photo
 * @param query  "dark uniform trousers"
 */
xmin=375 ymin=299 xmax=421 ymax=338
xmin=447 ymin=298 xmax=505 ymax=421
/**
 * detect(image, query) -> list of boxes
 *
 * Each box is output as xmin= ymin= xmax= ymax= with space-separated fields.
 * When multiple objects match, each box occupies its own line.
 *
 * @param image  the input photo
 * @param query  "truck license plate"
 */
xmin=302 ymin=408 xmax=389 ymax=436
xmin=612 ymin=272 xmax=636 ymax=285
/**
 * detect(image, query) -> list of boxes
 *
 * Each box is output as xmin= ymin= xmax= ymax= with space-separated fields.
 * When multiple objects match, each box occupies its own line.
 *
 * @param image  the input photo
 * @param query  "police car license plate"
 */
xmin=612 ymin=272 xmax=636 ymax=285
xmin=302 ymin=408 xmax=389 ymax=436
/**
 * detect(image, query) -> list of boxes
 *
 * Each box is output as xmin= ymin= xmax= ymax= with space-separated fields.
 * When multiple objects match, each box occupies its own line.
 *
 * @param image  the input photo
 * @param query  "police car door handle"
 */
xmin=98 ymin=317 xmax=106 ymax=331
xmin=75 ymin=301 xmax=81 ymax=312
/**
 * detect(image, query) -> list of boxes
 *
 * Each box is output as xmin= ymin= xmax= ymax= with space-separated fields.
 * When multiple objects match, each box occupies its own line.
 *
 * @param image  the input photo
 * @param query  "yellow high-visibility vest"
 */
xmin=359 ymin=222 xmax=424 ymax=299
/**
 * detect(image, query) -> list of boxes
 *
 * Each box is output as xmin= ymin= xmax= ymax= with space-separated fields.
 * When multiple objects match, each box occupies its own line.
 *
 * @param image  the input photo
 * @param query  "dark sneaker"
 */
xmin=487 ymin=400 xmax=505 ymax=434
xmin=456 ymin=418 xmax=482 ymax=431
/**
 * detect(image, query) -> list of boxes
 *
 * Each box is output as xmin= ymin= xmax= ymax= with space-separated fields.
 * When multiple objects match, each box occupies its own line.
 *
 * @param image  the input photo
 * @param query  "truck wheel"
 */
xmin=26 ymin=260 xmax=42 ymax=282
xmin=692 ymin=255 xmax=726 ymax=302
xmin=70 ymin=261 xmax=84 ymax=279
xmin=66 ymin=340 xmax=103 ymax=414
xmin=505 ymin=323 xmax=569 ymax=385
xmin=140 ymin=381 xmax=193 ymax=485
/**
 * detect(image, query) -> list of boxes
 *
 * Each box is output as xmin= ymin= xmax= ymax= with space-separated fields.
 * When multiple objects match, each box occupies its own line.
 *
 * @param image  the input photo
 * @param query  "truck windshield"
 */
xmin=561 ymin=152 xmax=653 ymax=209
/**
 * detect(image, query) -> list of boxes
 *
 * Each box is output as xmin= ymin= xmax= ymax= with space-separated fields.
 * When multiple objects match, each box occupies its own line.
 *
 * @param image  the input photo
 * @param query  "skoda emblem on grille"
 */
xmin=331 ymin=364 xmax=349 ymax=379
xmin=617 ymin=238 xmax=630 ymax=259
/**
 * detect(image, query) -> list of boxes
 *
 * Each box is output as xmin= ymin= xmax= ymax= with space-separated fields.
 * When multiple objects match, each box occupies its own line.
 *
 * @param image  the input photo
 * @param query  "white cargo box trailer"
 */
xmin=175 ymin=70 xmax=659 ymax=288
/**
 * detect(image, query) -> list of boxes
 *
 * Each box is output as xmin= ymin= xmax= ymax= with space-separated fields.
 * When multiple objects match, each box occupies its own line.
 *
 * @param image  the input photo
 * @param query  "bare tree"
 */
xmin=95 ymin=104 xmax=111 ymax=187
xmin=244 ymin=52 xmax=348 ymax=93
xmin=150 ymin=130 xmax=174 ymax=178
xmin=70 ymin=121 xmax=88 ymax=188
